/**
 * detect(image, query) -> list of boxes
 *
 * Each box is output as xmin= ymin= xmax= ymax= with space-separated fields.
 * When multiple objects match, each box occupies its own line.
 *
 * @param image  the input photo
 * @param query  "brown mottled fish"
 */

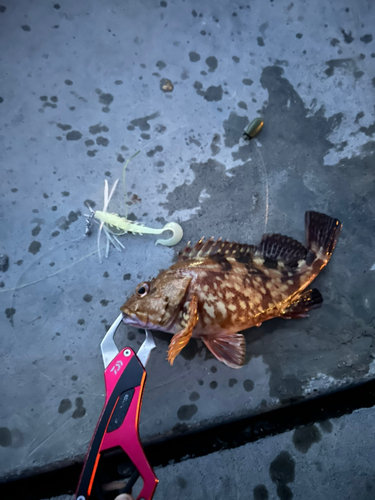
xmin=121 ymin=212 xmax=342 ymax=369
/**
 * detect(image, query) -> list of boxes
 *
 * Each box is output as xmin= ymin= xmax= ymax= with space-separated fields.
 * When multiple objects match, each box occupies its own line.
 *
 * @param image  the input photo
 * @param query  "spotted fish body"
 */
xmin=121 ymin=212 xmax=342 ymax=368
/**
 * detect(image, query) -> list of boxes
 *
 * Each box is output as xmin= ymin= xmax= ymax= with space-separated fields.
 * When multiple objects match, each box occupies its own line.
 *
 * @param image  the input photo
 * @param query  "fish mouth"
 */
xmin=121 ymin=311 xmax=176 ymax=332
xmin=122 ymin=312 xmax=148 ymax=328
xmin=122 ymin=311 xmax=161 ymax=330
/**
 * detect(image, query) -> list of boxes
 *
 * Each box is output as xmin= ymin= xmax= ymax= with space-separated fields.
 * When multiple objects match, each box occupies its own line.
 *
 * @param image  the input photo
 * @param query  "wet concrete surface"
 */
xmin=0 ymin=0 xmax=374 ymax=481
xmin=43 ymin=406 xmax=375 ymax=500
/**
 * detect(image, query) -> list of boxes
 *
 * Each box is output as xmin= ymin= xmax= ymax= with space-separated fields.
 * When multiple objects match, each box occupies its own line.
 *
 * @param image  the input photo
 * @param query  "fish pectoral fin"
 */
xmin=281 ymin=288 xmax=323 ymax=319
xmin=167 ymin=295 xmax=198 ymax=366
xmin=202 ymin=333 xmax=246 ymax=369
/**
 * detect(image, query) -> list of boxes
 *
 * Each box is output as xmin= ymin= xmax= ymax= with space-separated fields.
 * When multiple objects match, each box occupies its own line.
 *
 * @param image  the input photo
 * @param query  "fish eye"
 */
xmin=136 ymin=282 xmax=150 ymax=297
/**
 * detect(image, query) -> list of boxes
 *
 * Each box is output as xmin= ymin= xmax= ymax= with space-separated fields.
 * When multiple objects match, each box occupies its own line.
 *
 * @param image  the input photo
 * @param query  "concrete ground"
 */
xmin=0 ymin=0 xmax=374 ymax=487
xmin=44 ymin=405 xmax=375 ymax=500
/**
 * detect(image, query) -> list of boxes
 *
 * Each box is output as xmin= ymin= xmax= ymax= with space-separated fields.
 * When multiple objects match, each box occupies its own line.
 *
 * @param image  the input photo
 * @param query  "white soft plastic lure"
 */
xmin=86 ymin=179 xmax=183 ymax=262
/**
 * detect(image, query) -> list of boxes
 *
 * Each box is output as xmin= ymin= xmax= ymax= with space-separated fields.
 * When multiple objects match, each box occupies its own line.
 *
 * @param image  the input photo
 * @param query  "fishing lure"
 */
xmin=85 ymin=179 xmax=183 ymax=262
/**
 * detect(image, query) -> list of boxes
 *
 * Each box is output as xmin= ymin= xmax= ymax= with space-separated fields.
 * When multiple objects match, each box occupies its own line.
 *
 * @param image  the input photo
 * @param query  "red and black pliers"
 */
xmin=75 ymin=314 xmax=158 ymax=500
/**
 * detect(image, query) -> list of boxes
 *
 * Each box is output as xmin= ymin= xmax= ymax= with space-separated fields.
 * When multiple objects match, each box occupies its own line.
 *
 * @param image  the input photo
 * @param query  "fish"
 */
xmin=121 ymin=211 xmax=342 ymax=369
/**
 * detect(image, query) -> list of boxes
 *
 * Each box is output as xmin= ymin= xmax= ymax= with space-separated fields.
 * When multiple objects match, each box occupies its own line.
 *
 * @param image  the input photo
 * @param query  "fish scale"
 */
xmin=121 ymin=212 xmax=342 ymax=369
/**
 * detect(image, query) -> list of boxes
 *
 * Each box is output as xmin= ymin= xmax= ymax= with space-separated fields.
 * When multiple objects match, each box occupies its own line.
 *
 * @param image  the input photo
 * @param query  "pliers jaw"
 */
xmin=100 ymin=313 xmax=156 ymax=369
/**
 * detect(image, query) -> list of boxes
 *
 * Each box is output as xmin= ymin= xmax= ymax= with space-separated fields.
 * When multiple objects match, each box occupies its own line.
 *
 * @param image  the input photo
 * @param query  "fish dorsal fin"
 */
xmin=256 ymin=233 xmax=307 ymax=268
xmin=178 ymin=237 xmax=256 ymax=263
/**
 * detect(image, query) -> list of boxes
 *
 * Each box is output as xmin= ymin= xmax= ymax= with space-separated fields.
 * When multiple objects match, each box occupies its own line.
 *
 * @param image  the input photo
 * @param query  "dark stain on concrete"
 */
xmin=98 ymin=92 xmax=114 ymax=106
xmin=359 ymin=122 xmax=375 ymax=137
xmin=65 ymin=355 xmax=72 ymax=361
xmin=57 ymin=211 xmax=80 ymax=231
xmin=31 ymin=226 xmax=41 ymax=237
xmin=28 ymin=241 xmax=41 ymax=255
xmin=210 ymin=133 xmax=221 ymax=155
xmin=72 ymin=397 xmax=86 ymax=418
xmin=209 ymin=381 xmax=218 ymax=389
xmin=85 ymin=139 xmax=94 ymax=147
xmin=58 ymin=399 xmax=72 ymax=414
xmin=189 ymin=52 xmax=200 ymax=62
xmin=292 ymin=424 xmax=321 ymax=453
xmin=223 ymin=111 xmax=249 ymax=148
xmin=243 ymin=379 xmax=255 ymax=392
xmin=180 ymin=338 xmax=199 ymax=360
xmin=66 ymin=131 xmax=82 ymax=141
xmin=276 ymin=484 xmax=293 ymax=500
xmin=296 ymin=33 xmax=303 ymax=39
xmin=341 ymin=29 xmax=354 ymax=44
xmin=206 ymin=56 xmax=218 ymax=72
xmin=147 ymin=145 xmax=163 ymax=157
xmin=355 ymin=111 xmax=364 ymax=123
xmin=177 ymin=404 xmax=198 ymax=421
xmin=141 ymin=133 xmax=150 ymax=140
xmin=83 ymin=294 xmax=92 ymax=302
xmin=77 ymin=318 xmax=85 ymax=325
xmin=5 ymin=308 xmax=15 ymax=325
xmin=117 ymin=154 xmax=125 ymax=163
xmin=257 ymin=36 xmax=265 ymax=46
xmin=130 ymin=112 xmax=159 ymax=131
xmin=243 ymin=78 xmax=253 ymax=86
xmin=177 ymin=477 xmax=187 ymax=489
xmin=96 ymin=136 xmax=109 ymax=146
xmin=57 ymin=123 xmax=72 ymax=131
xmin=127 ymin=331 xmax=136 ymax=341
xmin=238 ymin=101 xmax=247 ymax=110
xmin=156 ymin=61 xmax=167 ymax=70
xmin=324 ymin=57 xmax=356 ymax=77
xmin=0 ymin=427 xmax=12 ymax=447
xmin=89 ymin=123 xmax=109 ymax=134
xmin=319 ymin=419 xmax=333 ymax=433
xmin=330 ymin=38 xmax=340 ymax=46
xmin=189 ymin=391 xmax=200 ymax=401
xmin=360 ymin=34 xmax=373 ymax=44
xmin=0 ymin=6 xmax=6 ymax=13
xmin=87 ymin=150 xmax=98 ymax=157
xmin=193 ymin=81 xmax=223 ymax=101
xmin=21 ymin=25 xmax=31 ymax=31
xmin=229 ymin=378 xmax=238 ymax=387
xmin=254 ymin=484 xmax=269 ymax=500
xmin=100 ymin=299 xmax=109 ymax=307
xmin=270 ymin=451 xmax=295 ymax=500
xmin=123 ymin=273 xmax=131 ymax=280
xmin=232 ymin=56 xmax=240 ymax=63
xmin=189 ymin=136 xmax=201 ymax=147
xmin=0 ymin=254 xmax=9 ymax=272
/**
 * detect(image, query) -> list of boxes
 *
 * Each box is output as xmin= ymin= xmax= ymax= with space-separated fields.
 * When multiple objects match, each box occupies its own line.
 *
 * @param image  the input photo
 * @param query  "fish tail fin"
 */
xmin=202 ymin=333 xmax=246 ymax=369
xmin=281 ymin=288 xmax=323 ymax=319
xmin=305 ymin=211 xmax=342 ymax=266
